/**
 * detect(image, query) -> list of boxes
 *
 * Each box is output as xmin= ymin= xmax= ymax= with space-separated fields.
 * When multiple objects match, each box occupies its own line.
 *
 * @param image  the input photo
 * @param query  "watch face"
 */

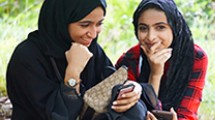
xmin=68 ymin=79 xmax=77 ymax=87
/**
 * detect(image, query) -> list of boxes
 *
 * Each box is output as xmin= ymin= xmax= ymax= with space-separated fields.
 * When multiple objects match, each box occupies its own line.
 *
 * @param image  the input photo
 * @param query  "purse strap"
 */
xmin=81 ymin=107 xmax=95 ymax=120
xmin=50 ymin=57 xmax=63 ymax=83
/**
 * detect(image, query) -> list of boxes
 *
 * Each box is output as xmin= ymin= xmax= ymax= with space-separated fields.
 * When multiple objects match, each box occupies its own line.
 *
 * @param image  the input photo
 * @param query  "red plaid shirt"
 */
xmin=116 ymin=44 xmax=208 ymax=120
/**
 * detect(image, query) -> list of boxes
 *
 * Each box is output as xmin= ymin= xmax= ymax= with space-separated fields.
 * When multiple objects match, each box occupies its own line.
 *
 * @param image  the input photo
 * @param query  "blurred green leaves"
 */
xmin=175 ymin=0 xmax=215 ymax=41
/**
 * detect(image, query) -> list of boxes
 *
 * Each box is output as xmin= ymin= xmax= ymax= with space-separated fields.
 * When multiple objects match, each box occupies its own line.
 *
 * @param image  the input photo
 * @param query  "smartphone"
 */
xmin=151 ymin=110 xmax=173 ymax=120
xmin=116 ymin=84 xmax=135 ymax=100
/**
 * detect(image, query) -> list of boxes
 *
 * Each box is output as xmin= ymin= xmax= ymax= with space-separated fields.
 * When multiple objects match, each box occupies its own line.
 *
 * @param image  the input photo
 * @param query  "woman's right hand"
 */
xmin=64 ymin=43 xmax=93 ymax=94
xmin=141 ymin=42 xmax=172 ymax=76
xmin=65 ymin=43 xmax=93 ymax=77
xmin=111 ymin=81 xmax=142 ymax=113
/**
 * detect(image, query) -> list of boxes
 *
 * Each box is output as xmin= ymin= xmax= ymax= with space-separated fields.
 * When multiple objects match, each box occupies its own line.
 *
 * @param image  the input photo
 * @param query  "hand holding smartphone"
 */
xmin=116 ymin=84 xmax=135 ymax=100
xmin=151 ymin=110 xmax=173 ymax=120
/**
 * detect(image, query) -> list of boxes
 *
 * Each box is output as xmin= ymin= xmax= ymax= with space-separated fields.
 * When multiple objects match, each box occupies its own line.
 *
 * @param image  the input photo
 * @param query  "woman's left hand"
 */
xmin=146 ymin=111 xmax=157 ymax=120
xmin=111 ymin=81 xmax=142 ymax=112
xmin=146 ymin=108 xmax=178 ymax=120
xmin=170 ymin=108 xmax=178 ymax=120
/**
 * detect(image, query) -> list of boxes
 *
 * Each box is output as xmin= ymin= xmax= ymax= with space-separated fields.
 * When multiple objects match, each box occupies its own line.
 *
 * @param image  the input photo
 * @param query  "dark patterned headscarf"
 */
xmin=133 ymin=0 xmax=194 ymax=110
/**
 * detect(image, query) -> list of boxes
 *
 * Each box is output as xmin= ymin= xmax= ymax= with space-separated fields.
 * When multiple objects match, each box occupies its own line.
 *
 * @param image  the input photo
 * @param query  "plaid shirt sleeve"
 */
xmin=177 ymin=44 xmax=208 ymax=120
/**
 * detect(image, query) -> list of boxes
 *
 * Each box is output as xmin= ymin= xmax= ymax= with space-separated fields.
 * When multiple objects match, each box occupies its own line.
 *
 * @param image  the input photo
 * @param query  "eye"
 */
xmin=156 ymin=25 xmax=166 ymax=31
xmin=138 ymin=25 xmax=148 ymax=32
xmin=80 ymin=23 xmax=89 ymax=28
xmin=96 ymin=20 xmax=104 ymax=27
xmin=96 ymin=22 xmax=103 ymax=28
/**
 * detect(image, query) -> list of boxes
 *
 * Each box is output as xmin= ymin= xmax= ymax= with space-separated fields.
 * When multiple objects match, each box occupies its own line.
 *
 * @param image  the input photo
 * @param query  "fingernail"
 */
xmin=113 ymin=101 xmax=117 ymax=105
xmin=122 ymin=94 xmax=125 ymax=97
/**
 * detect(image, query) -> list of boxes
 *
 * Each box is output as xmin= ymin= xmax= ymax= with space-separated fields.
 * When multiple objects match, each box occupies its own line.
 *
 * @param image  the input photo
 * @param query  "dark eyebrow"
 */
xmin=138 ymin=23 xmax=148 ymax=27
xmin=79 ymin=21 xmax=92 ymax=24
xmin=154 ymin=22 xmax=169 ymax=26
xmin=138 ymin=22 xmax=168 ymax=27
xmin=99 ymin=19 xmax=104 ymax=23
xmin=79 ymin=18 xmax=104 ymax=24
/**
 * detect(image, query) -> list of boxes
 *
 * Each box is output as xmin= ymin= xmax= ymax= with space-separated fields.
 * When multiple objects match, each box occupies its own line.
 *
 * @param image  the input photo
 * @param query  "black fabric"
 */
xmin=6 ymin=0 xmax=113 ymax=120
xmin=81 ymin=107 xmax=95 ymax=120
xmin=140 ymin=83 xmax=160 ymax=111
xmin=132 ymin=0 xmax=194 ymax=110
xmin=138 ymin=48 xmax=150 ymax=84
xmin=50 ymin=57 xmax=83 ymax=119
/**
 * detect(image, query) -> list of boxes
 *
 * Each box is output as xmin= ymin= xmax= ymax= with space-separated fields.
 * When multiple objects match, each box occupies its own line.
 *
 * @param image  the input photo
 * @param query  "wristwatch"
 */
xmin=67 ymin=78 xmax=78 ymax=88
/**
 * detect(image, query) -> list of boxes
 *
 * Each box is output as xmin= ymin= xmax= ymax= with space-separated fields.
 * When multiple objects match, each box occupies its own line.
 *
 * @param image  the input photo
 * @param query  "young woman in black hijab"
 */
xmin=116 ymin=0 xmax=208 ymax=119
xmin=6 ymin=0 xmax=118 ymax=119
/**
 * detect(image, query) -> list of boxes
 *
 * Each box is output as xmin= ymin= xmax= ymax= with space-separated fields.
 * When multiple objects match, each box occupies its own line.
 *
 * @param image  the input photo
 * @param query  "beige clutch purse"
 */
xmin=82 ymin=65 xmax=127 ymax=114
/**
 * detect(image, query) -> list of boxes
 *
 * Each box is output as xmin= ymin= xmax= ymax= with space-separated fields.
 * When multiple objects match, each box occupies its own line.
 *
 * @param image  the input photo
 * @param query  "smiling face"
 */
xmin=137 ymin=8 xmax=173 ymax=50
xmin=68 ymin=6 xmax=104 ymax=47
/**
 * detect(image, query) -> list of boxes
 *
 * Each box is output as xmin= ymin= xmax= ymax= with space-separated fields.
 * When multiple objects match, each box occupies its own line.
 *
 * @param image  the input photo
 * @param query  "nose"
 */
xmin=87 ymin=26 xmax=98 ymax=39
xmin=146 ymin=29 xmax=156 ymax=42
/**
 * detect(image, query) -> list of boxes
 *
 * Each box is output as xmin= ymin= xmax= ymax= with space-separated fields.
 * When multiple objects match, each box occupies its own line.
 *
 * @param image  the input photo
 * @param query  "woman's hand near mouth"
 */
xmin=141 ymin=42 xmax=172 ymax=95
xmin=141 ymin=42 xmax=172 ymax=75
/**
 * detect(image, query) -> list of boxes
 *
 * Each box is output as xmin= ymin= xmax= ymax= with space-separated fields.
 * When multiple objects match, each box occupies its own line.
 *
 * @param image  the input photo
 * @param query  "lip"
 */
xmin=82 ymin=38 xmax=92 ymax=46
xmin=145 ymin=43 xmax=154 ymax=49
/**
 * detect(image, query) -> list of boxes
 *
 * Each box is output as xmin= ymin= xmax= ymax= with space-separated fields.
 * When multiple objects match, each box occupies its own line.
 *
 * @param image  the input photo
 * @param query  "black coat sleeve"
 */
xmin=6 ymin=41 xmax=82 ymax=120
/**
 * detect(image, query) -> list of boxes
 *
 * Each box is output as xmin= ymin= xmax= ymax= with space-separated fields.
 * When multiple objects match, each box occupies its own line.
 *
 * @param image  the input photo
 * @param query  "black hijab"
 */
xmin=37 ymin=0 xmax=106 ymax=58
xmin=29 ymin=0 xmax=111 ymax=89
xmin=133 ymin=0 xmax=194 ymax=110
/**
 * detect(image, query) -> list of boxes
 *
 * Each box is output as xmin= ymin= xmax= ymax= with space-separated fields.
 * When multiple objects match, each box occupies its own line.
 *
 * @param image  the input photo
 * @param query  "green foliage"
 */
xmin=175 ymin=0 xmax=215 ymax=41
xmin=0 ymin=0 xmax=214 ymax=119
xmin=98 ymin=0 xmax=140 ymax=63
xmin=196 ymin=40 xmax=215 ymax=119
xmin=0 ymin=0 xmax=42 ymax=96
xmin=0 ymin=0 xmax=41 ymax=18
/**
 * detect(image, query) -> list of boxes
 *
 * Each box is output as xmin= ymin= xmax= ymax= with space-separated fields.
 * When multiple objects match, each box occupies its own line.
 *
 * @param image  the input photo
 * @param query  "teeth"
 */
xmin=147 ymin=45 xmax=152 ymax=48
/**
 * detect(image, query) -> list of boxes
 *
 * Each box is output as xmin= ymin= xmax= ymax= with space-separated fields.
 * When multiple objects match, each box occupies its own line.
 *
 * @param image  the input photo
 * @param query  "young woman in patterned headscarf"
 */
xmin=116 ymin=0 xmax=208 ymax=119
